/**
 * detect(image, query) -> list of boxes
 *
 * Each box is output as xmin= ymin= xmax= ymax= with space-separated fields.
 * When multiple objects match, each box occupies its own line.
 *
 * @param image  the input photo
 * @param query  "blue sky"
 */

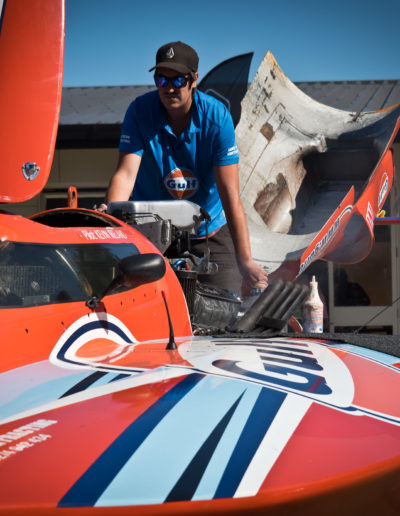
xmin=63 ymin=0 xmax=400 ymax=87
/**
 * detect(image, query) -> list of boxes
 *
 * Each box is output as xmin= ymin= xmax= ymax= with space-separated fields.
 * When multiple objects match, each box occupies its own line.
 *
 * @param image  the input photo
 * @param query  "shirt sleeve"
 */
xmin=212 ymin=108 xmax=239 ymax=166
xmin=118 ymin=101 xmax=144 ymax=156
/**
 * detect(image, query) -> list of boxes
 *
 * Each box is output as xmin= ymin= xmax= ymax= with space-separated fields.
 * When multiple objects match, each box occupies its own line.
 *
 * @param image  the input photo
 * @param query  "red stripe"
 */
xmin=0 ymin=376 xmax=186 ymax=506
xmin=260 ymin=401 xmax=400 ymax=492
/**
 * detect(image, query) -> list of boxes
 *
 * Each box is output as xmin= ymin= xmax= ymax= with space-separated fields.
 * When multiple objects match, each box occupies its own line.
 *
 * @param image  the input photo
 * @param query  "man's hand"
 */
xmin=96 ymin=203 xmax=108 ymax=213
xmin=238 ymin=258 xmax=268 ymax=291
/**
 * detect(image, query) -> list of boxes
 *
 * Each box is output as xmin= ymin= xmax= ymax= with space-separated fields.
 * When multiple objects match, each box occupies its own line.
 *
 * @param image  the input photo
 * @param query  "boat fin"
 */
xmin=198 ymin=52 xmax=253 ymax=127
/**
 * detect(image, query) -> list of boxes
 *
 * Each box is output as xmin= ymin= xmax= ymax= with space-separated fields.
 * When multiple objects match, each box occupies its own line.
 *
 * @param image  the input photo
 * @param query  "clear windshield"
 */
xmin=0 ymin=242 xmax=139 ymax=308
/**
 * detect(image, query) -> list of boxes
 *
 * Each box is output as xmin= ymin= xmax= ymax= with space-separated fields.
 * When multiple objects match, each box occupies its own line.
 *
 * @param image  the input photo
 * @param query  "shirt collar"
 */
xmin=156 ymin=91 xmax=201 ymax=137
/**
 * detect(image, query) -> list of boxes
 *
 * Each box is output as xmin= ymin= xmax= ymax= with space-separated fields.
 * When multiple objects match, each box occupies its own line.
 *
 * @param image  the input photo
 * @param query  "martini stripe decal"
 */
xmin=59 ymin=371 xmax=108 ymax=398
xmin=234 ymin=393 xmax=312 ymax=497
xmin=107 ymin=374 xmax=130 ymax=383
xmin=214 ymin=387 xmax=287 ymax=498
xmin=58 ymin=373 xmax=204 ymax=507
xmin=95 ymin=375 xmax=255 ymax=506
xmin=191 ymin=384 xmax=263 ymax=501
xmin=0 ymin=365 xmax=102 ymax=421
xmin=165 ymin=391 xmax=245 ymax=502
xmin=0 ymin=0 xmax=6 ymax=34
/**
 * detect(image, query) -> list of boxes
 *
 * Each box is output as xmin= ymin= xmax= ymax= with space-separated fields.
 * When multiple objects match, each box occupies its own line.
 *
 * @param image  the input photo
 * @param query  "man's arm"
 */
xmin=97 ymin=152 xmax=142 ymax=211
xmin=214 ymin=163 xmax=268 ymax=290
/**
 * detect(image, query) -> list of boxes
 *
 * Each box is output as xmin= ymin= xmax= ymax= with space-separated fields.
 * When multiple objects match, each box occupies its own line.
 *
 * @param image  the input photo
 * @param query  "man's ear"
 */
xmin=191 ymin=72 xmax=199 ymax=89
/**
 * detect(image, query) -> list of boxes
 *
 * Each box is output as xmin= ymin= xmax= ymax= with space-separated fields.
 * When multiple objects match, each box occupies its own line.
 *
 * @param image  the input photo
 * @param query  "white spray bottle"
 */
xmin=302 ymin=276 xmax=323 ymax=333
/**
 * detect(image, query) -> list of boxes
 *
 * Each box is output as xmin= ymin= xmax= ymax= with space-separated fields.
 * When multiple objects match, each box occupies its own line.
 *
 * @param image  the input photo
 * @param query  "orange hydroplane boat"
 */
xmin=0 ymin=1 xmax=399 ymax=515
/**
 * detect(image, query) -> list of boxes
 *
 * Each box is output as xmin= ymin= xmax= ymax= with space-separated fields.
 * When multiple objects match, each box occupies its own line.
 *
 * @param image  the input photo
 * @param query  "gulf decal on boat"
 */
xmin=49 ymin=315 xmax=400 ymax=426
xmin=179 ymin=338 xmax=400 ymax=424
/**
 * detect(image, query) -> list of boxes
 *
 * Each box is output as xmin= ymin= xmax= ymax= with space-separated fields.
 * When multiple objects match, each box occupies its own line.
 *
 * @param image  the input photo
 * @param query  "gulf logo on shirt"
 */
xmin=164 ymin=168 xmax=199 ymax=199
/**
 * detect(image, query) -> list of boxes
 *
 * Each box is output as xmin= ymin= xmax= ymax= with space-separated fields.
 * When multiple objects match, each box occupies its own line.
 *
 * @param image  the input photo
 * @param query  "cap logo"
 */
xmin=166 ymin=47 xmax=174 ymax=59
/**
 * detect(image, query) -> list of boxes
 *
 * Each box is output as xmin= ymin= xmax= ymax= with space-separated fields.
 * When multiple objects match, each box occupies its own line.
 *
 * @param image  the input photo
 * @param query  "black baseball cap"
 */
xmin=149 ymin=41 xmax=199 ymax=75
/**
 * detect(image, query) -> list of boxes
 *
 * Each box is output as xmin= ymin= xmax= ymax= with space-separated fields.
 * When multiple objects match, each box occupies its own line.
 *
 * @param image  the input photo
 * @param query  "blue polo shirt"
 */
xmin=119 ymin=89 xmax=239 ymax=236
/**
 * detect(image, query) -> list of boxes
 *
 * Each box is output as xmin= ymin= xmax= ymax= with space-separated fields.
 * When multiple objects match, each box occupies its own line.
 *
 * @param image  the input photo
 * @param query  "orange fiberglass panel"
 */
xmin=0 ymin=0 xmax=64 ymax=202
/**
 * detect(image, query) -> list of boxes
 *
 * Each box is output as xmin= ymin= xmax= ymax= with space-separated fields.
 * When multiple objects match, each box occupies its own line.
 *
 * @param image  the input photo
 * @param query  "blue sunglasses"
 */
xmin=154 ymin=74 xmax=189 ymax=89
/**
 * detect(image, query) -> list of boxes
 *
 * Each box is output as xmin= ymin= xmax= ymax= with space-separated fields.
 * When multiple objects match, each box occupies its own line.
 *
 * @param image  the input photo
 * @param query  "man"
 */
xmin=99 ymin=41 xmax=267 ymax=294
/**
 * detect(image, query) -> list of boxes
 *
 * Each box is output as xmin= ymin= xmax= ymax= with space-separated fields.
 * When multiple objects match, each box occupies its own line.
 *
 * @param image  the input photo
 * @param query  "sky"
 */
xmin=63 ymin=0 xmax=400 ymax=88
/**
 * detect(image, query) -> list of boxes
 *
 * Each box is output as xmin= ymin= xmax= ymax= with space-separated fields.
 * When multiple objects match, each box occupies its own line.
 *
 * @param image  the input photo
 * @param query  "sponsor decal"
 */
xmin=81 ymin=228 xmax=128 ymax=241
xmin=366 ymin=201 xmax=375 ymax=231
xmin=299 ymin=204 xmax=353 ymax=275
xmin=181 ymin=339 xmax=354 ymax=408
xmin=227 ymin=145 xmax=238 ymax=157
xmin=378 ymin=171 xmax=389 ymax=209
xmin=164 ymin=168 xmax=199 ymax=199
xmin=0 ymin=419 xmax=57 ymax=462
xmin=166 ymin=47 xmax=174 ymax=59
xmin=120 ymin=134 xmax=130 ymax=145
xmin=49 ymin=313 xmax=399 ymax=426
xmin=181 ymin=338 xmax=400 ymax=425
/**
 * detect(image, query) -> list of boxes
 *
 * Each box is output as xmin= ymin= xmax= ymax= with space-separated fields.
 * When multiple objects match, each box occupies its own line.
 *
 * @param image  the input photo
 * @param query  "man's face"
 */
xmin=155 ymin=67 xmax=198 ymax=115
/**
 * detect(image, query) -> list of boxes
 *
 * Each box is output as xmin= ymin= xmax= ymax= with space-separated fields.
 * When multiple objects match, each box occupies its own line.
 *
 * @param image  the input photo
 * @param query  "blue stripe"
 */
xmin=60 ymin=371 xmax=108 ymax=398
xmin=214 ymin=387 xmax=287 ymax=498
xmin=59 ymin=372 xmax=130 ymax=398
xmin=0 ymin=370 xmax=97 ymax=420
xmin=165 ymin=391 xmax=245 ymax=502
xmin=107 ymin=374 xmax=130 ymax=383
xmin=58 ymin=373 xmax=204 ymax=508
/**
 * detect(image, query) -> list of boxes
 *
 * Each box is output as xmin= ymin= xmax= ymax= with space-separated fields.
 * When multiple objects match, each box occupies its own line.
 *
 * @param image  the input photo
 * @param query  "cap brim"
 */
xmin=149 ymin=62 xmax=193 ymax=74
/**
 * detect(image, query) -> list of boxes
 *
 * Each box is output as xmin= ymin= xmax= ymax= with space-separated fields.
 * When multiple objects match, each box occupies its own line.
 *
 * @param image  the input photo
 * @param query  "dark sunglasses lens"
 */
xmin=154 ymin=75 xmax=188 ymax=89
xmin=171 ymin=76 xmax=188 ymax=88
xmin=154 ymin=75 xmax=168 ymax=88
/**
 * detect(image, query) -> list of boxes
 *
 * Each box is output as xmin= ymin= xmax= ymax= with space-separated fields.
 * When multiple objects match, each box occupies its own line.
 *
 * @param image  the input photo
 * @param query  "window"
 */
xmin=0 ymin=242 xmax=139 ymax=308
xmin=333 ymin=226 xmax=392 ymax=307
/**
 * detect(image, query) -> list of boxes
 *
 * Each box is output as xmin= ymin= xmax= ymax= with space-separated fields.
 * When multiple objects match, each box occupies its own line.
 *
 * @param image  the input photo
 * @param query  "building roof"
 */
xmin=59 ymin=85 xmax=154 ymax=125
xmin=57 ymin=80 xmax=400 ymax=147
xmin=297 ymin=80 xmax=400 ymax=114
xmin=58 ymin=85 xmax=153 ymax=147
xmin=59 ymin=80 xmax=400 ymax=125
